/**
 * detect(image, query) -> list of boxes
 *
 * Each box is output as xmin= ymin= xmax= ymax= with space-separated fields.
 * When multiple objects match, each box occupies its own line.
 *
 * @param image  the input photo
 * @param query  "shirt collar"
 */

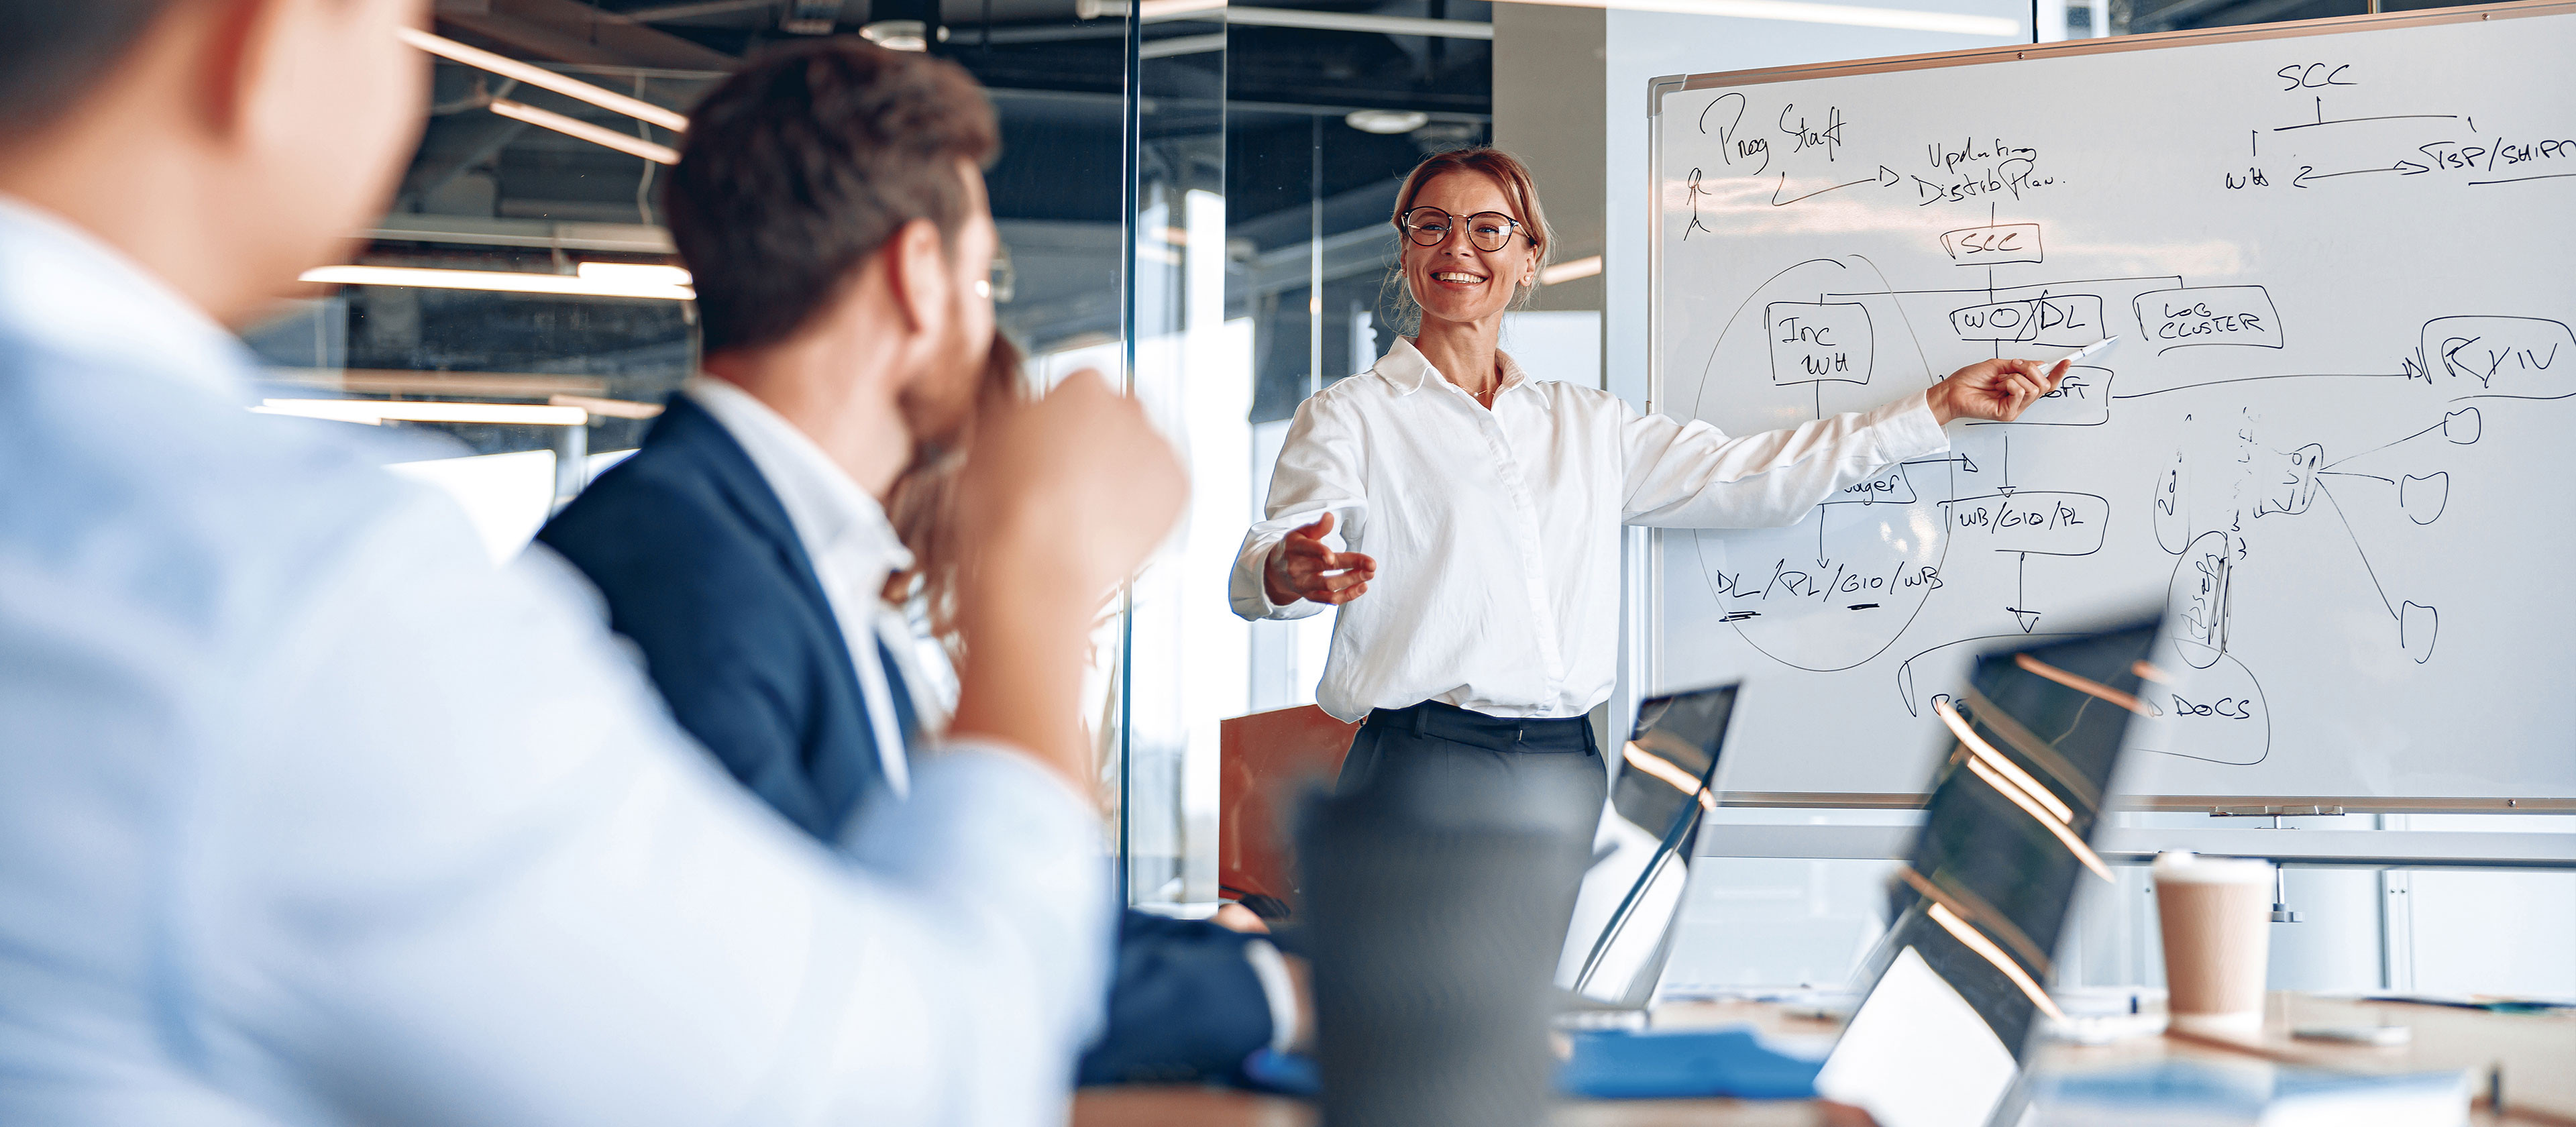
xmin=1370 ymin=336 xmax=1534 ymax=401
xmin=683 ymin=375 xmax=914 ymax=585
xmin=0 ymin=194 xmax=253 ymax=400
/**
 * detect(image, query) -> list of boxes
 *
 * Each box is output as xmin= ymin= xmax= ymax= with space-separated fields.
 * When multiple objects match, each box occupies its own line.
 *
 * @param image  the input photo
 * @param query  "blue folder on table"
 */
xmin=1557 ymin=1027 xmax=1825 ymax=1100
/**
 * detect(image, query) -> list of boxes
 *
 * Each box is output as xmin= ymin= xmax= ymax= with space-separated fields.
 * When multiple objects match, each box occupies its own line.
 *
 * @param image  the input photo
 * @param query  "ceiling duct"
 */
xmin=784 ymin=0 xmax=844 ymax=33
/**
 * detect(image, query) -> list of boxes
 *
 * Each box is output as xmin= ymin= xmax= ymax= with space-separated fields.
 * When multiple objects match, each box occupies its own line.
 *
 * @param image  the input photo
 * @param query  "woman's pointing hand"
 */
xmin=1929 ymin=357 xmax=2072 ymax=425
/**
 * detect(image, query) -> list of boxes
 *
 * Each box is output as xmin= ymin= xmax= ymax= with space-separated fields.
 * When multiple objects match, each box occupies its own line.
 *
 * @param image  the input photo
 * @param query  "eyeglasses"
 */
xmin=977 ymin=252 xmax=1016 ymax=304
xmin=1396 ymin=206 xmax=1529 ymax=253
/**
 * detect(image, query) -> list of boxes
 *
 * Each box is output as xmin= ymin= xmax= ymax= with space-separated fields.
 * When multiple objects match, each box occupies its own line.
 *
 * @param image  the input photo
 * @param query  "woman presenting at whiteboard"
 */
xmin=1228 ymin=146 xmax=2070 ymax=830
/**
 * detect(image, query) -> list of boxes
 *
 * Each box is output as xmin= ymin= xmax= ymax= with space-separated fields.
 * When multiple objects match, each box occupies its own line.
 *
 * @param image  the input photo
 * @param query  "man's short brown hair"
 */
xmin=666 ymin=42 xmax=1000 ymax=356
xmin=0 ymin=1 xmax=182 ymax=140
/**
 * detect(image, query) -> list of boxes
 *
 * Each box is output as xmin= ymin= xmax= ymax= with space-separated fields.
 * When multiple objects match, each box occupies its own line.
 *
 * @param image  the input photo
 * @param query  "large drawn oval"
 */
xmin=1685 ymin=255 xmax=1952 ymax=672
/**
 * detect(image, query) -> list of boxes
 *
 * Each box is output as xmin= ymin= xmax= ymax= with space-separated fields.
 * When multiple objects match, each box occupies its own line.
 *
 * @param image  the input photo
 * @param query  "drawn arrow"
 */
xmin=1997 ymin=433 xmax=2015 ymax=497
xmin=2005 ymin=551 xmax=2041 ymax=633
xmin=2292 ymin=158 xmax=2431 ymax=188
xmin=1770 ymin=164 xmax=1902 ymax=208
xmin=1900 ymin=453 xmax=1980 ymax=472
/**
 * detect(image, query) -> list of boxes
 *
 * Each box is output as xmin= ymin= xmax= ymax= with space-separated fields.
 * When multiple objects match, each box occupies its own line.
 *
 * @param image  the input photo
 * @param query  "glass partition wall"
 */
xmin=1121 ymin=0 xmax=1494 ymax=906
xmin=238 ymin=1 xmax=1144 ymax=857
xmin=235 ymin=0 xmax=1491 ymax=916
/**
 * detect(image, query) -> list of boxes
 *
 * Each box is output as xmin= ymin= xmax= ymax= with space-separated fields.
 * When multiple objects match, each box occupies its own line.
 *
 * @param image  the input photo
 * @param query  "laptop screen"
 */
xmin=1816 ymin=621 xmax=2161 ymax=1127
xmin=1558 ymin=684 xmax=1739 ymax=1005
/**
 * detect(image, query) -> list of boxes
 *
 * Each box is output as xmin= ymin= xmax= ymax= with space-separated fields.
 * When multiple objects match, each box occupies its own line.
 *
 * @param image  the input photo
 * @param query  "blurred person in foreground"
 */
xmin=0 ymin=1 xmax=1183 ymax=1124
xmin=535 ymin=44 xmax=1301 ymax=1084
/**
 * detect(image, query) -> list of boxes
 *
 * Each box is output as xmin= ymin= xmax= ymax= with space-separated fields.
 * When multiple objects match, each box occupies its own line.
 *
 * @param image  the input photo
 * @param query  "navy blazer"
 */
xmin=539 ymin=396 xmax=894 ymax=842
xmin=537 ymin=394 xmax=1274 ymax=1085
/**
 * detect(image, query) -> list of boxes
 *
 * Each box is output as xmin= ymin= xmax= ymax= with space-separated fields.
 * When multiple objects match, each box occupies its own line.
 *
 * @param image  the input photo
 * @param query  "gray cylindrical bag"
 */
xmin=1298 ymin=787 xmax=1588 ymax=1127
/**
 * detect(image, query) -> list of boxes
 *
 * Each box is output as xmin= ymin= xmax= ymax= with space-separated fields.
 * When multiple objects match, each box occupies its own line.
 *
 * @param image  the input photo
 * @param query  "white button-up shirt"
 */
xmin=0 ymin=195 xmax=1108 ymax=1126
xmin=1230 ymin=339 xmax=1949 ymax=722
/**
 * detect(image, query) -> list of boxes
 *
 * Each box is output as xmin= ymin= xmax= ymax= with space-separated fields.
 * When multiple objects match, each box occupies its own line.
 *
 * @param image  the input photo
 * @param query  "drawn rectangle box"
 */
xmin=2418 ymin=315 xmax=2575 ymax=396
xmin=1941 ymin=490 xmax=2108 ymax=555
xmin=1939 ymin=223 xmax=2043 ymax=265
xmin=1949 ymin=294 xmax=2104 ymax=344
xmin=1965 ymin=366 xmax=2112 ymax=427
xmin=1765 ymin=300 xmax=1874 ymax=385
xmin=2133 ymin=285 xmax=2283 ymax=353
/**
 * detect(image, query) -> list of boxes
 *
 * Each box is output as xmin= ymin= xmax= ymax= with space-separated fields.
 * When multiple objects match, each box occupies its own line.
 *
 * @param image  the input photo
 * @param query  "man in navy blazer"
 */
xmin=538 ymin=42 xmax=1290 ymax=1085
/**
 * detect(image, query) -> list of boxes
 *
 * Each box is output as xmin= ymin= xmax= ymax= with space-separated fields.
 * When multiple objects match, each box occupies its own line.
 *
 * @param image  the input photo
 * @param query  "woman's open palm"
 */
xmin=1264 ymin=512 xmax=1377 ymax=606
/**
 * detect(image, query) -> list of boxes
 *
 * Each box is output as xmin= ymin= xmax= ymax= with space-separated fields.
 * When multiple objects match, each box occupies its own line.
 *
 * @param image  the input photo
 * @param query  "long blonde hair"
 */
xmin=881 ymin=333 xmax=1026 ymax=650
xmin=1378 ymin=146 xmax=1556 ymax=335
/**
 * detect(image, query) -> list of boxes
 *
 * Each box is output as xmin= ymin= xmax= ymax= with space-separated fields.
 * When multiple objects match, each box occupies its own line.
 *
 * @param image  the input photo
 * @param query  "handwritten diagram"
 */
xmin=1658 ymin=34 xmax=2575 ymax=790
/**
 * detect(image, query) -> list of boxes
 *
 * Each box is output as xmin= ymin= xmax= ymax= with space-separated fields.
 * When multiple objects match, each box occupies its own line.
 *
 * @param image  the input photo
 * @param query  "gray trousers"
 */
xmin=1336 ymin=700 xmax=1607 ymax=841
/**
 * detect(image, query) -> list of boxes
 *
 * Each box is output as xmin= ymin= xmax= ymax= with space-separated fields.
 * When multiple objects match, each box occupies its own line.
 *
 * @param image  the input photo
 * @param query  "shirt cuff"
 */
xmin=1230 ymin=541 xmax=1325 ymax=621
xmin=1241 ymin=938 xmax=1301 ymax=1054
xmin=1867 ymin=390 xmax=1952 ymax=463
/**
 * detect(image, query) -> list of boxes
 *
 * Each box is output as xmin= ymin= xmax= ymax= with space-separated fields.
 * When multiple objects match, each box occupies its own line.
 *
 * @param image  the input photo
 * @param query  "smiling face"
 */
xmin=1399 ymin=170 xmax=1541 ymax=330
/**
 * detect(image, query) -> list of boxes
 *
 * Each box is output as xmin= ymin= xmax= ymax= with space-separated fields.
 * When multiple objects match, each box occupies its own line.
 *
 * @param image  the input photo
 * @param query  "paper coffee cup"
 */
xmin=2153 ymin=851 xmax=2273 ymax=1036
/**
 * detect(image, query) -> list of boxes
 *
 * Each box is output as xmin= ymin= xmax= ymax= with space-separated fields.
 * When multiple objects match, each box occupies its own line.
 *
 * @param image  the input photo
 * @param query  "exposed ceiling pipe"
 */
xmin=597 ymin=0 xmax=780 ymax=22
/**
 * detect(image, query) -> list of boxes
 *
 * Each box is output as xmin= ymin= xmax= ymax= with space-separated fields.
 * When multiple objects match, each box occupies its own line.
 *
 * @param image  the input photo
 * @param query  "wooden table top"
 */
xmin=1071 ymin=993 xmax=2575 ymax=1126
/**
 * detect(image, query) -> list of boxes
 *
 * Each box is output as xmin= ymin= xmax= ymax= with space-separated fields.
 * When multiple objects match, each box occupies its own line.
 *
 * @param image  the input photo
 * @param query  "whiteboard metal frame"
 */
xmin=1631 ymin=0 xmax=2576 ymax=825
xmin=1694 ymin=821 xmax=2576 ymax=869
xmin=1709 ymin=793 xmax=2576 ymax=814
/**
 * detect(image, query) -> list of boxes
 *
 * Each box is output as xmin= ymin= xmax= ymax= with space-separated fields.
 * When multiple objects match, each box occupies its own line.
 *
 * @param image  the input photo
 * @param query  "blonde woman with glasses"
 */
xmin=1230 ymin=146 xmax=2069 ymax=833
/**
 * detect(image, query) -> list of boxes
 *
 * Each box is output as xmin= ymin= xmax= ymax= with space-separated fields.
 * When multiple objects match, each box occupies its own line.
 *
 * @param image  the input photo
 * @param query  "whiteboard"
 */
xmin=1646 ymin=3 xmax=2576 ymax=802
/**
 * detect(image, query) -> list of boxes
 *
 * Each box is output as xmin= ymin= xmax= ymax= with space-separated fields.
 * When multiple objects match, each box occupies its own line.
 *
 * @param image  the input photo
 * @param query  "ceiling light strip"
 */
xmin=490 ymin=100 xmax=680 ymax=164
xmin=1624 ymin=742 xmax=1721 ymax=810
xmin=253 ymin=399 xmax=590 ymax=427
xmin=1539 ymin=254 xmax=1604 ymax=285
xmin=1896 ymin=865 xmax=2053 ymax=973
xmin=1933 ymin=700 xmax=2075 ymax=824
xmin=1139 ymin=32 xmax=1228 ymax=57
xmin=1927 ymin=902 xmax=2066 ymax=1020
xmin=399 ymin=27 xmax=691 ymax=131
xmin=2015 ymin=653 xmax=2154 ymax=716
xmin=1623 ymin=741 xmax=1701 ymax=796
xmin=1227 ymin=7 xmax=1497 ymax=38
xmin=550 ymin=394 xmax=667 ymax=420
xmin=1959 ymin=755 xmax=2116 ymax=881
xmin=1073 ymin=0 xmax=1226 ymax=21
xmin=299 ymin=265 xmax=695 ymax=301
xmin=1503 ymin=0 xmax=2017 ymax=37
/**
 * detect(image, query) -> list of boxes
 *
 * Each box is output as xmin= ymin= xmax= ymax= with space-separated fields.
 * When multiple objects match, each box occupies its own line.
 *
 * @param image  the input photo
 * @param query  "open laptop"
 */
xmin=1555 ymin=621 xmax=2161 ymax=1125
xmin=1556 ymin=682 xmax=1741 ymax=1006
xmin=1811 ymin=619 xmax=2163 ymax=1127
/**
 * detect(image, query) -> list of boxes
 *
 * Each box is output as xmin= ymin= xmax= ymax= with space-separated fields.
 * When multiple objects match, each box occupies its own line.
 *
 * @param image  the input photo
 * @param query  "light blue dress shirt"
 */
xmin=0 ymin=195 xmax=1109 ymax=1126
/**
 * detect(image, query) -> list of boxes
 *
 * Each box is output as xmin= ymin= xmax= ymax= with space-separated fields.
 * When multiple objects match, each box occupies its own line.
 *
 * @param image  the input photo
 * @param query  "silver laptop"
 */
xmin=1814 ymin=620 xmax=2163 ymax=1127
xmin=1557 ymin=682 xmax=1740 ymax=1007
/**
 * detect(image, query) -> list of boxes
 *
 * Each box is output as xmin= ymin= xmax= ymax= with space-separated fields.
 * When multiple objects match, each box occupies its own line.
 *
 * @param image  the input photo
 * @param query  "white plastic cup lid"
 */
xmin=2151 ymin=851 xmax=2273 ymax=884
